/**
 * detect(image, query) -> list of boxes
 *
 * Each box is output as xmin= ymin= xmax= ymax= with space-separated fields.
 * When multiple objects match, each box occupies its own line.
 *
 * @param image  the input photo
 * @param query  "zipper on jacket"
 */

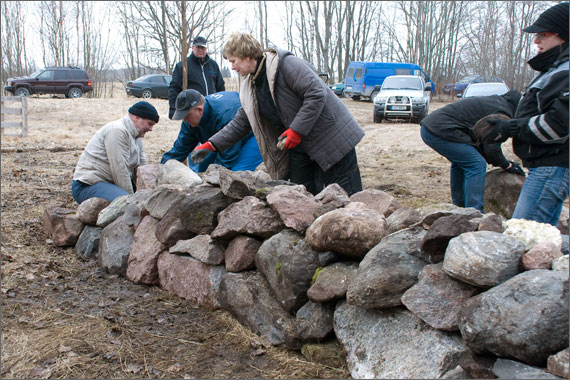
xmin=201 ymin=63 xmax=209 ymax=95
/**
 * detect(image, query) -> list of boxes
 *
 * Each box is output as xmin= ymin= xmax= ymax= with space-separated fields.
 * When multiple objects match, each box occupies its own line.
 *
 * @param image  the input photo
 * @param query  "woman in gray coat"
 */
xmin=192 ymin=33 xmax=365 ymax=195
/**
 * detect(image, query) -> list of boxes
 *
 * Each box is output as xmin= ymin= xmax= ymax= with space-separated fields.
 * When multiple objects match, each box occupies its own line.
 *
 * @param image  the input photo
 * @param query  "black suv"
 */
xmin=4 ymin=66 xmax=93 ymax=98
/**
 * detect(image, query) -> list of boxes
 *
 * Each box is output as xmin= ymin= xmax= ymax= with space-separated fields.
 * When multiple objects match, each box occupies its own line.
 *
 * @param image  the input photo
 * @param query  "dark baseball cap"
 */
xmin=523 ymin=2 xmax=569 ymax=41
xmin=192 ymin=36 xmax=207 ymax=47
xmin=172 ymin=89 xmax=202 ymax=120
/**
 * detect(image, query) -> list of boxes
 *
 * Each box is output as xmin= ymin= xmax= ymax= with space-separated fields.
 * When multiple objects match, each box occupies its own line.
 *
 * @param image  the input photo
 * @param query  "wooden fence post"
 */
xmin=0 ymin=96 xmax=28 ymax=136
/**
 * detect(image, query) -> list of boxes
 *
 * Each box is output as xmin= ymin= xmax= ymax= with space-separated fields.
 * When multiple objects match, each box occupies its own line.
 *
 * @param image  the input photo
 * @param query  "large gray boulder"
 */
xmin=458 ymin=269 xmax=569 ymax=365
xmin=98 ymin=216 xmax=135 ymax=276
xmin=144 ymin=184 xmax=189 ymax=220
xmin=157 ymin=252 xmax=226 ymax=310
xmin=385 ymin=206 xmax=422 ymax=234
xmin=296 ymin=301 xmax=335 ymax=340
xmin=255 ymin=229 xmax=321 ymax=313
xmin=349 ymin=188 xmax=402 ymax=217
xmin=307 ymin=262 xmax=359 ymax=303
xmin=126 ymin=215 xmax=164 ymax=284
xmin=334 ymin=302 xmax=468 ymax=379
xmin=266 ymin=188 xmax=321 ymax=232
xmin=314 ymin=183 xmax=350 ymax=216
xmin=96 ymin=194 xmax=129 ymax=227
xmin=442 ymin=231 xmax=525 ymax=288
xmin=415 ymin=203 xmax=482 ymax=227
xmin=305 ymin=203 xmax=387 ymax=260
xmin=120 ymin=188 xmax=152 ymax=228
xmin=381 ymin=226 xmax=429 ymax=262
xmin=484 ymin=168 xmax=525 ymax=219
xmin=492 ymin=359 xmax=564 ymax=379
xmin=211 ymin=196 xmax=285 ymax=240
xmin=76 ymin=197 xmax=110 ymax=225
xmin=224 ymin=235 xmax=261 ymax=272
xmin=169 ymin=234 xmax=224 ymax=265
xmin=156 ymin=159 xmax=203 ymax=187
xmin=155 ymin=185 xmax=234 ymax=245
xmin=346 ymin=239 xmax=426 ymax=308
xmin=421 ymin=214 xmax=478 ymax=263
xmin=218 ymin=271 xmax=301 ymax=350
xmin=401 ymin=263 xmax=479 ymax=331
xmin=74 ymin=225 xmax=102 ymax=260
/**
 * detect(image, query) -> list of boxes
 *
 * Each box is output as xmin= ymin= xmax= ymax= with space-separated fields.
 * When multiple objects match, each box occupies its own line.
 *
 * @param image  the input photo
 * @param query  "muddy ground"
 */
xmin=1 ymin=90 xmax=518 ymax=379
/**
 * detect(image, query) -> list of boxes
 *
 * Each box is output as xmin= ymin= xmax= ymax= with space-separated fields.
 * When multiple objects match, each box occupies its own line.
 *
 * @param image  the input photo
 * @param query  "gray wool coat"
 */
xmin=208 ymin=48 xmax=364 ymax=180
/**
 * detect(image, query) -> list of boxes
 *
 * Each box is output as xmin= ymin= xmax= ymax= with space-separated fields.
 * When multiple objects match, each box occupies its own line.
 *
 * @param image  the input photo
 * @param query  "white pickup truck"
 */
xmin=372 ymin=75 xmax=431 ymax=124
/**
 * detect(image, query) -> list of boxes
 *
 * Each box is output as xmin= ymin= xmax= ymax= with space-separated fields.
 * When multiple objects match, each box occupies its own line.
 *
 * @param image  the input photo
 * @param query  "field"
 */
xmin=1 ymin=88 xmax=518 ymax=379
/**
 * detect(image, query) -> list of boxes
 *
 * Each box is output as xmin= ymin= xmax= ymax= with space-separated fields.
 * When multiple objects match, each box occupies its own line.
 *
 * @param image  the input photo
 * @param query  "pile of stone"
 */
xmin=43 ymin=161 xmax=569 ymax=379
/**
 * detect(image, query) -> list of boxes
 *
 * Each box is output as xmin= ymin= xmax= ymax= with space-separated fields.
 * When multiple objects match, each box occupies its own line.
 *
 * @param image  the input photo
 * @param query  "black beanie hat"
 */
xmin=523 ymin=2 xmax=569 ymax=42
xmin=128 ymin=101 xmax=159 ymax=123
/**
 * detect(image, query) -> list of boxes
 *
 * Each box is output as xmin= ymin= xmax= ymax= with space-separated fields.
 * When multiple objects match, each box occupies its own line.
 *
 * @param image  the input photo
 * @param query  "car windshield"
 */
xmin=30 ymin=70 xmax=43 ymax=78
xmin=382 ymin=77 xmax=422 ymax=90
xmin=463 ymin=84 xmax=509 ymax=97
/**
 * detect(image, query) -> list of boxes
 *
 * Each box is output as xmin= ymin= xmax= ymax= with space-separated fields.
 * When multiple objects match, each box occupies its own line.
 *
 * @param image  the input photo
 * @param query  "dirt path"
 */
xmin=0 ymin=93 xmax=518 ymax=379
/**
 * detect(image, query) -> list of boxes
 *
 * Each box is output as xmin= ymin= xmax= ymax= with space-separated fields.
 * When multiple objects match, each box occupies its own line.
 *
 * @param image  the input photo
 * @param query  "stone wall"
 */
xmin=44 ymin=163 xmax=569 ymax=379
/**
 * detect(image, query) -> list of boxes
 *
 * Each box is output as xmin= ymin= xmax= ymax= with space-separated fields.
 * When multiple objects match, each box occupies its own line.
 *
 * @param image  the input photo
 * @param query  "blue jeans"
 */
xmin=512 ymin=166 xmax=569 ymax=225
xmin=72 ymin=180 xmax=129 ymax=204
xmin=421 ymin=126 xmax=486 ymax=212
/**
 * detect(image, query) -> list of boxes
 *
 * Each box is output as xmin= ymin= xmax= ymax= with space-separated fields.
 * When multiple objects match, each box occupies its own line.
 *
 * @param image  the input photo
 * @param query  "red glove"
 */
xmin=194 ymin=141 xmax=214 ymax=152
xmin=278 ymin=129 xmax=302 ymax=150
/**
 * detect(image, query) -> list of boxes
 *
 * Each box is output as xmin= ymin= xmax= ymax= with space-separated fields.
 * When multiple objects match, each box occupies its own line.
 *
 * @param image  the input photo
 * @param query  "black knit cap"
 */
xmin=523 ymin=2 xmax=569 ymax=41
xmin=128 ymin=101 xmax=159 ymax=123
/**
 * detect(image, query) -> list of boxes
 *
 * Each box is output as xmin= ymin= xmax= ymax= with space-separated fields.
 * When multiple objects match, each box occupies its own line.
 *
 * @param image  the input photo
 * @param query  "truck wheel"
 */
xmin=68 ymin=87 xmax=83 ymax=98
xmin=15 ymin=87 xmax=30 ymax=97
xmin=352 ymin=96 xmax=360 ymax=101
xmin=373 ymin=112 xmax=383 ymax=123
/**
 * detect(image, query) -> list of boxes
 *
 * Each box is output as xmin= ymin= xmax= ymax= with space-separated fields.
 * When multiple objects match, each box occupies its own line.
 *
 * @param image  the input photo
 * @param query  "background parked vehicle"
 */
xmin=373 ymin=75 xmax=431 ymax=124
xmin=460 ymin=82 xmax=510 ymax=98
xmin=329 ymin=82 xmax=345 ymax=97
xmin=125 ymin=74 xmax=172 ymax=99
xmin=442 ymin=75 xmax=504 ymax=96
xmin=344 ymin=61 xmax=435 ymax=102
xmin=4 ymin=66 xmax=92 ymax=98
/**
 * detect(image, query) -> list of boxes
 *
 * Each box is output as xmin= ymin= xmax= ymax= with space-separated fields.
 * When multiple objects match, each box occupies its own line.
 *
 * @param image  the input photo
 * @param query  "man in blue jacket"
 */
xmin=168 ymin=36 xmax=226 ymax=120
xmin=161 ymin=90 xmax=262 ymax=172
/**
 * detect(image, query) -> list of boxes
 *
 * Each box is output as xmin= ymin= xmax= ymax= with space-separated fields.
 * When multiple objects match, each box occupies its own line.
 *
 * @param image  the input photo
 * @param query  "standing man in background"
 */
xmin=168 ymin=36 xmax=225 ymax=119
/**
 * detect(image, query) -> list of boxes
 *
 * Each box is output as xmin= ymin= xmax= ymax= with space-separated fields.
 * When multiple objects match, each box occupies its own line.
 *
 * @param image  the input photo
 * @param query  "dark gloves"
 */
xmin=168 ymin=108 xmax=175 ymax=120
xmin=277 ymin=129 xmax=302 ymax=150
xmin=505 ymin=161 xmax=525 ymax=176
xmin=474 ymin=118 xmax=515 ymax=144
xmin=191 ymin=141 xmax=214 ymax=164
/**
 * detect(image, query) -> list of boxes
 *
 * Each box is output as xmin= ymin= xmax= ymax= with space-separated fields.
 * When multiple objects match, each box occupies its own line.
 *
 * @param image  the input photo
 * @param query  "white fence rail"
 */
xmin=1 ymin=96 xmax=28 ymax=136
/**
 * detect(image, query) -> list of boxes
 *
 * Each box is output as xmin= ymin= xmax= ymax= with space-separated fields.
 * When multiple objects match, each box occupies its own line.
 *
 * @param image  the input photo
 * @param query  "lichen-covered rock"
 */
xmin=503 ymin=218 xmax=562 ymax=252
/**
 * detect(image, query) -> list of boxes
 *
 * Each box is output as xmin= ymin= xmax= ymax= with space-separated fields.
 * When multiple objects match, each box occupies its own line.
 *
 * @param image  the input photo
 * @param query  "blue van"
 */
xmin=344 ymin=61 xmax=435 ymax=101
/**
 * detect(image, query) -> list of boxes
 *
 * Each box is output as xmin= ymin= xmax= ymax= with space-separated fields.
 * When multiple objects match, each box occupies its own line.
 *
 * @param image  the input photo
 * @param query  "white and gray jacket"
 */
xmin=73 ymin=115 xmax=147 ymax=193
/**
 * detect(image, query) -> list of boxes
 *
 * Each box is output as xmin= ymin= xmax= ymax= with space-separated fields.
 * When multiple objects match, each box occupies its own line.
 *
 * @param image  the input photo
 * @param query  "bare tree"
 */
xmin=1 ymin=1 xmax=34 ymax=84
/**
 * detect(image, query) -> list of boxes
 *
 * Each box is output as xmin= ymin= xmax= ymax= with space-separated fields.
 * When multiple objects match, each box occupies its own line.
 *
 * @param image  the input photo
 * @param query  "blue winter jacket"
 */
xmin=161 ymin=91 xmax=253 ymax=169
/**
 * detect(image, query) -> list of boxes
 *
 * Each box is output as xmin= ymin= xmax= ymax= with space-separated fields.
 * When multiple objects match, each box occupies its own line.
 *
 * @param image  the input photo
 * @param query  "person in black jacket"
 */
xmin=475 ymin=2 xmax=569 ymax=226
xmin=420 ymin=90 xmax=523 ymax=212
xmin=168 ymin=36 xmax=226 ymax=120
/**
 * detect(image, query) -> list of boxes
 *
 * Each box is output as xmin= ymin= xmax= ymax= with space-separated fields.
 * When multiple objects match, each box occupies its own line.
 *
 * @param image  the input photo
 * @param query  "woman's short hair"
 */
xmin=222 ymin=33 xmax=263 ymax=60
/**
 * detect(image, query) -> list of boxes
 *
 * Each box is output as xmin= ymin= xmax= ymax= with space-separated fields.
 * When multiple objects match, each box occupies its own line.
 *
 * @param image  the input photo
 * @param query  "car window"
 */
xmin=355 ymin=68 xmax=363 ymax=79
xmin=37 ymin=70 xmax=54 ymax=80
xmin=54 ymin=70 xmax=68 ymax=80
xmin=382 ymin=77 xmax=422 ymax=90
xmin=458 ymin=75 xmax=477 ymax=83
xmin=396 ymin=69 xmax=411 ymax=75
xmin=149 ymin=76 xmax=162 ymax=83
xmin=164 ymin=75 xmax=172 ymax=84
xmin=30 ymin=70 xmax=43 ymax=78
xmin=347 ymin=68 xmax=354 ymax=78
xmin=70 ymin=70 xmax=87 ymax=80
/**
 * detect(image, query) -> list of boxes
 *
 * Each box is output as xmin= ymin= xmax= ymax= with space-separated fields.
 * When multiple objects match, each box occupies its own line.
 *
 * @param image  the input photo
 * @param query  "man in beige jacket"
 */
xmin=71 ymin=101 xmax=159 ymax=204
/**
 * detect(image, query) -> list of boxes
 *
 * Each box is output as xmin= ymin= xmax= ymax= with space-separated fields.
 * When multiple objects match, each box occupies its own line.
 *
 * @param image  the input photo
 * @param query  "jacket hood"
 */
xmin=501 ymin=90 xmax=522 ymax=112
